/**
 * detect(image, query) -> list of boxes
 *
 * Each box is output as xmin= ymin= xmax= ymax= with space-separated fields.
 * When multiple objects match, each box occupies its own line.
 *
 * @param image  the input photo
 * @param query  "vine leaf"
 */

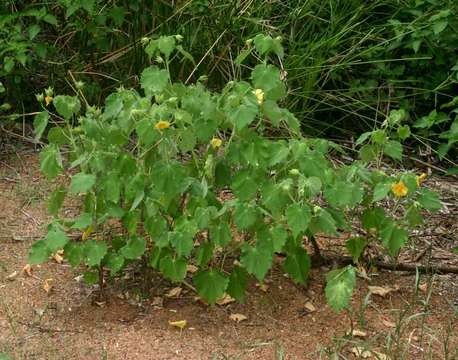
xmin=240 ymin=244 xmax=272 ymax=282
xmin=325 ymin=265 xmax=356 ymax=312
xmin=193 ymin=269 xmax=229 ymax=305
xmin=70 ymin=173 xmax=96 ymax=194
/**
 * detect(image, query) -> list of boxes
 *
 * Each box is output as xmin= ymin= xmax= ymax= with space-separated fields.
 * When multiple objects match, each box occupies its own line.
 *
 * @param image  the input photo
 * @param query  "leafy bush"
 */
xmin=29 ymin=38 xmax=441 ymax=311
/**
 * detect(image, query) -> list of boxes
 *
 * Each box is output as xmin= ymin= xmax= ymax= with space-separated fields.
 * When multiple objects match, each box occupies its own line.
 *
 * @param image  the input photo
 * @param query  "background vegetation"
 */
xmin=1 ymin=0 xmax=457 ymax=165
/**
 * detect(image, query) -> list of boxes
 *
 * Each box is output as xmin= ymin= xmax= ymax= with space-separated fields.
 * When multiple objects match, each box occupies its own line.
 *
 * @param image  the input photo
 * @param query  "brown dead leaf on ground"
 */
xmin=368 ymin=285 xmax=399 ymax=297
xmin=165 ymin=287 xmax=182 ymax=298
xmin=216 ymin=293 xmax=236 ymax=306
xmin=382 ymin=318 xmax=396 ymax=328
xmin=42 ymin=278 xmax=53 ymax=293
xmin=348 ymin=329 xmax=368 ymax=337
xmin=304 ymin=301 xmax=317 ymax=313
xmin=52 ymin=251 xmax=64 ymax=264
xmin=229 ymin=313 xmax=247 ymax=323
xmin=22 ymin=263 xmax=32 ymax=276
xmin=350 ymin=346 xmax=371 ymax=358
xmin=6 ymin=271 xmax=18 ymax=281
xmin=186 ymin=264 xmax=198 ymax=273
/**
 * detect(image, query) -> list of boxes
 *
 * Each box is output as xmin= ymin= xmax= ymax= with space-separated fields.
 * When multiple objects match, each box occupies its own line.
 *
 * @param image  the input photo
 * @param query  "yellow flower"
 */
xmin=253 ymin=88 xmax=264 ymax=105
xmin=155 ymin=120 xmax=171 ymax=130
xmin=416 ymin=173 xmax=427 ymax=186
xmin=210 ymin=137 xmax=222 ymax=149
xmin=391 ymin=181 xmax=408 ymax=197
xmin=44 ymin=95 xmax=53 ymax=106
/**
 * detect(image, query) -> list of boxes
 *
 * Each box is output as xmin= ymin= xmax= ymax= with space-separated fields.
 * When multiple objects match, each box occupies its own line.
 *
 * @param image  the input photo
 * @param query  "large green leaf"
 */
xmin=120 ymin=236 xmax=146 ymax=259
xmin=64 ymin=242 xmax=84 ymax=267
xmin=227 ymin=266 xmax=248 ymax=303
xmin=70 ymin=212 xmax=92 ymax=230
xmin=228 ymin=102 xmax=258 ymax=130
xmin=325 ymin=265 xmax=356 ymax=312
xmin=417 ymin=189 xmax=442 ymax=212
xmin=285 ymin=203 xmax=311 ymax=238
xmin=345 ymin=237 xmax=367 ymax=262
xmin=39 ymin=144 xmax=62 ymax=179
xmin=48 ymin=186 xmax=66 ymax=216
xmin=283 ymin=247 xmax=311 ymax=284
xmin=209 ymin=222 xmax=232 ymax=247
xmin=70 ymin=173 xmax=97 ymax=194
xmin=160 ymin=255 xmax=187 ymax=282
xmin=140 ymin=66 xmax=169 ymax=95
xmin=383 ymin=140 xmax=403 ymax=161
xmin=233 ymin=202 xmax=258 ymax=230
xmin=151 ymin=161 xmax=189 ymax=199
xmin=104 ymin=252 xmax=125 ymax=274
xmin=84 ymin=240 xmax=107 ymax=267
xmin=251 ymin=64 xmax=285 ymax=100
xmin=45 ymin=226 xmax=69 ymax=253
xmin=28 ymin=240 xmax=50 ymax=264
xmin=379 ymin=220 xmax=407 ymax=257
xmin=170 ymin=231 xmax=194 ymax=257
xmin=240 ymin=244 xmax=272 ymax=281
xmin=324 ymin=181 xmax=364 ymax=208
xmin=53 ymin=95 xmax=81 ymax=120
xmin=33 ymin=111 xmax=49 ymax=140
xmin=193 ymin=269 xmax=229 ymax=305
xmin=309 ymin=208 xmax=337 ymax=236
xmin=232 ymin=170 xmax=259 ymax=201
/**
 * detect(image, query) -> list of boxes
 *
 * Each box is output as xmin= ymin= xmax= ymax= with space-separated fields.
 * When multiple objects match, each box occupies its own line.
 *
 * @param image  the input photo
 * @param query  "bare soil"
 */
xmin=0 ymin=151 xmax=457 ymax=360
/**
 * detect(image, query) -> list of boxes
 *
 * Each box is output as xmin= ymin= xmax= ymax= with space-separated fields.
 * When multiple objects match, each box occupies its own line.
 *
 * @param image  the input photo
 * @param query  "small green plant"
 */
xmin=29 ymin=37 xmax=441 ymax=311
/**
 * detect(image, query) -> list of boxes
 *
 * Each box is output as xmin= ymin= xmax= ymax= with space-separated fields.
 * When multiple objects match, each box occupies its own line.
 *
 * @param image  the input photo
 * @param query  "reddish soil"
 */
xmin=0 ymin=151 xmax=457 ymax=359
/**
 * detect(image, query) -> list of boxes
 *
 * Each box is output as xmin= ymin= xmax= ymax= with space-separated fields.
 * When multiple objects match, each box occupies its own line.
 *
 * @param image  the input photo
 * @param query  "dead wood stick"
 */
xmin=313 ymin=254 xmax=458 ymax=274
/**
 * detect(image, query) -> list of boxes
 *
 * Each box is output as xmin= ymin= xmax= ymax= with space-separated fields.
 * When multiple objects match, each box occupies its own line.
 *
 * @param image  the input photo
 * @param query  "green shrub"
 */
xmin=29 ymin=38 xmax=441 ymax=311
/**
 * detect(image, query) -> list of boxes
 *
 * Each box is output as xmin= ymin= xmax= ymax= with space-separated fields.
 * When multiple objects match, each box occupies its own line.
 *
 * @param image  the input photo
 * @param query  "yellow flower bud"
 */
xmin=391 ymin=181 xmax=408 ymax=197
xmin=210 ymin=137 xmax=223 ymax=149
xmin=416 ymin=173 xmax=427 ymax=186
xmin=155 ymin=120 xmax=171 ymax=130
xmin=253 ymin=88 xmax=265 ymax=105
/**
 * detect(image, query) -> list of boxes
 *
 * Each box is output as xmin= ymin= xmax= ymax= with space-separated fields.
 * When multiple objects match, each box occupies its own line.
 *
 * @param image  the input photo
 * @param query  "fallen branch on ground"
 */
xmin=314 ymin=254 xmax=458 ymax=274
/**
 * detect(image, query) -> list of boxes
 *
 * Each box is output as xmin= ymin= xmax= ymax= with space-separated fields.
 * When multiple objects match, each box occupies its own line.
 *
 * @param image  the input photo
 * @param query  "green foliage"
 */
xmin=1 ymin=0 xmax=456 ymax=165
xmin=325 ymin=265 xmax=356 ymax=312
xmin=30 ymin=40 xmax=442 ymax=312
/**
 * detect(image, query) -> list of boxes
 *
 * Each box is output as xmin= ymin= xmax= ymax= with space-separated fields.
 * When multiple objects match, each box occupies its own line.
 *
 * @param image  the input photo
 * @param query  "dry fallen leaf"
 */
xmin=382 ymin=318 xmax=396 ymax=328
xmin=216 ymin=293 xmax=236 ymax=306
xmin=372 ymin=351 xmax=390 ymax=360
xmin=6 ymin=271 xmax=18 ymax=281
xmin=22 ymin=264 xmax=33 ymax=277
xmin=52 ymin=252 xmax=64 ymax=264
xmin=229 ymin=313 xmax=247 ymax=323
xmin=418 ymin=282 xmax=428 ymax=293
xmin=186 ymin=264 xmax=198 ymax=273
xmin=151 ymin=297 xmax=163 ymax=308
xmin=350 ymin=347 xmax=371 ymax=358
xmin=348 ymin=329 xmax=367 ymax=337
xmin=304 ymin=301 xmax=317 ymax=313
xmin=165 ymin=287 xmax=182 ymax=298
xmin=368 ymin=285 xmax=398 ymax=297
xmin=169 ymin=319 xmax=187 ymax=329
xmin=43 ymin=278 xmax=53 ymax=293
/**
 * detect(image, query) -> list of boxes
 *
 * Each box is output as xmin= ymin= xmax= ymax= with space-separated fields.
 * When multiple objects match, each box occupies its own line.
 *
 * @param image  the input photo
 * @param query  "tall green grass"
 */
xmin=1 ymin=0 xmax=457 ymax=149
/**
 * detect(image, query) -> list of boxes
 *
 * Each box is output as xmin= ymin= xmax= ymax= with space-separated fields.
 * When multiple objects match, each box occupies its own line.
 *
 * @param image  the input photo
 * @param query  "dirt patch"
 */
xmin=0 ymin=153 xmax=457 ymax=359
